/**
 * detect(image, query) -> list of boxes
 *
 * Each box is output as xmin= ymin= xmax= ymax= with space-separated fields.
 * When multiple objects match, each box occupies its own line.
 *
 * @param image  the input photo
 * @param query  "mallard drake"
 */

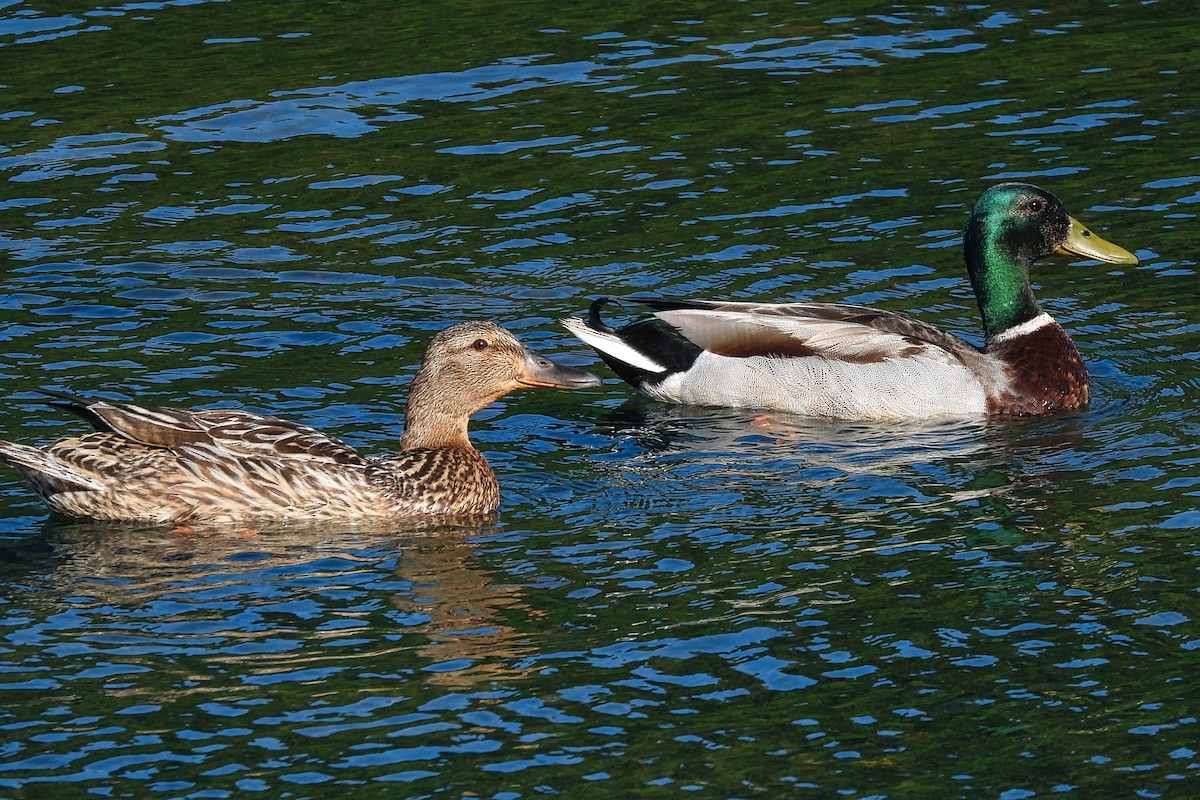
xmin=563 ymin=182 xmax=1138 ymax=419
xmin=0 ymin=322 xmax=600 ymax=523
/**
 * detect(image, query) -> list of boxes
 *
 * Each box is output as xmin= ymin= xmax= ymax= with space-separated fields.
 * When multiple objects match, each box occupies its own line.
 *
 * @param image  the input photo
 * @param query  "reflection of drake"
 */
xmin=0 ymin=322 xmax=598 ymax=523
xmin=588 ymin=397 xmax=1089 ymax=515
xmin=566 ymin=183 xmax=1138 ymax=419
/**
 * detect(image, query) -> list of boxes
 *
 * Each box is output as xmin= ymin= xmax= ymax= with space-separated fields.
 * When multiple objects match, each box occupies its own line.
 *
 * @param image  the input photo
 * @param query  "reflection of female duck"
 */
xmin=389 ymin=527 xmax=550 ymax=688
xmin=565 ymin=183 xmax=1138 ymax=419
xmin=5 ymin=517 xmax=545 ymax=689
xmin=0 ymin=322 xmax=598 ymax=523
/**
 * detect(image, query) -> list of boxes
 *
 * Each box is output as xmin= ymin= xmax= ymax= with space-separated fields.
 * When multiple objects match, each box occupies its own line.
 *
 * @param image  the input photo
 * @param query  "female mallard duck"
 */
xmin=0 ymin=321 xmax=600 ymax=523
xmin=563 ymin=182 xmax=1138 ymax=419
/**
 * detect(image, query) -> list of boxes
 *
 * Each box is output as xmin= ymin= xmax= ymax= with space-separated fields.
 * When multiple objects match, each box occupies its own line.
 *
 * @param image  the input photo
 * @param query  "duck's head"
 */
xmin=968 ymin=182 xmax=1138 ymax=268
xmin=964 ymin=182 xmax=1138 ymax=338
xmin=401 ymin=321 xmax=600 ymax=448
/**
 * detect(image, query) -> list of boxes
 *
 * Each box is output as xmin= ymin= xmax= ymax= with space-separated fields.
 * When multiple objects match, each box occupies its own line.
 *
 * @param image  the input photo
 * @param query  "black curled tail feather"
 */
xmin=587 ymin=295 xmax=691 ymax=333
xmin=587 ymin=297 xmax=617 ymax=333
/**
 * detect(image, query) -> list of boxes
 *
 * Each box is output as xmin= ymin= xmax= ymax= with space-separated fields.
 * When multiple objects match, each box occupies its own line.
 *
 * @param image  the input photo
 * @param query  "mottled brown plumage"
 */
xmin=0 ymin=322 xmax=599 ymax=523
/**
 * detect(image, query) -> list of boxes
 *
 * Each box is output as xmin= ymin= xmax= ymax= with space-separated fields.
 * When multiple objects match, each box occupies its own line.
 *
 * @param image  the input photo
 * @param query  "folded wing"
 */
xmin=639 ymin=298 xmax=984 ymax=368
xmin=43 ymin=391 xmax=369 ymax=466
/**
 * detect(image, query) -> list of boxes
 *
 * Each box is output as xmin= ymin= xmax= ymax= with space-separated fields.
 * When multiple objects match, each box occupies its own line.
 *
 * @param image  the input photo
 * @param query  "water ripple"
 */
xmin=0 ymin=2 xmax=1196 ymax=797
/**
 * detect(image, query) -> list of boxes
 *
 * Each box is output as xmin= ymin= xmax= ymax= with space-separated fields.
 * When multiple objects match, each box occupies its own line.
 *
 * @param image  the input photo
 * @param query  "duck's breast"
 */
xmin=985 ymin=317 xmax=1089 ymax=415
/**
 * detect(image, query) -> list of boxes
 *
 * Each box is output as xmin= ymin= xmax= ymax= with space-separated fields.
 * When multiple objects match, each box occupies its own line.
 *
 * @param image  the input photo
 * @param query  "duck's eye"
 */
xmin=1026 ymin=198 xmax=1045 ymax=213
xmin=472 ymin=338 xmax=489 ymax=351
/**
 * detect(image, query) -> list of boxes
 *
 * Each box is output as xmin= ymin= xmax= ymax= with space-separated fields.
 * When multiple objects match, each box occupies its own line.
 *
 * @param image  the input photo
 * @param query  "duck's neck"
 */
xmin=398 ymin=369 xmax=479 ymax=451
xmin=964 ymin=214 xmax=1043 ymax=341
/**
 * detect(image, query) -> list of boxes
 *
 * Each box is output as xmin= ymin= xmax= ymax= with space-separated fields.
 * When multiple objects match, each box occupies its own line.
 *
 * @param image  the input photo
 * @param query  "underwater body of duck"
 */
xmin=0 ymin=322 xmax=600 ymax=523
xmin=564 ymin=182 xmax=1139 ymax=420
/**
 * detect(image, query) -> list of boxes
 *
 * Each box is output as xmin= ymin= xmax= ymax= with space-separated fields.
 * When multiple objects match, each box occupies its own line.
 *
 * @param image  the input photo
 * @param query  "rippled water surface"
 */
xmin=1 ymin=1 xmax=1198 ymax=797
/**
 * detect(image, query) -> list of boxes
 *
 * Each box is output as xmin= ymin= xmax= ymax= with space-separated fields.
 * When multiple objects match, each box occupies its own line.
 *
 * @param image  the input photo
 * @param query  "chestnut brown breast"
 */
xmin=986 ymin=321 xmax=1089 ymax=416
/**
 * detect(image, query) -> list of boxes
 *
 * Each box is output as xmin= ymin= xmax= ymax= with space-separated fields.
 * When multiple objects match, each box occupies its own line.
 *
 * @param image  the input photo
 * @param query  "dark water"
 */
xmin=1 ymin=2 xmax=1198 ymax=797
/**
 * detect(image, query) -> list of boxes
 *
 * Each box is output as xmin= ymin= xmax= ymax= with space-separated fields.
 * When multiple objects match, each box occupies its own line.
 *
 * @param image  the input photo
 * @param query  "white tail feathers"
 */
xmin=561 ymin=317 xmax=667 ymax=374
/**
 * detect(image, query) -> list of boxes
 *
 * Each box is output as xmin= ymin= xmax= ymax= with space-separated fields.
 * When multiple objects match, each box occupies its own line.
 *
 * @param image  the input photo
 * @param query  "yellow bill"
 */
xmin=1057 ymin=216 xmax=1138 ymax=265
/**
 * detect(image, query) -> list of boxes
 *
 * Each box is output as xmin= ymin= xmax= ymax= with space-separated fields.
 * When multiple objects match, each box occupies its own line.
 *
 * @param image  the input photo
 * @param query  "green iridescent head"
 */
xmin=963 ymin=182 xmax=1137 ymax=339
